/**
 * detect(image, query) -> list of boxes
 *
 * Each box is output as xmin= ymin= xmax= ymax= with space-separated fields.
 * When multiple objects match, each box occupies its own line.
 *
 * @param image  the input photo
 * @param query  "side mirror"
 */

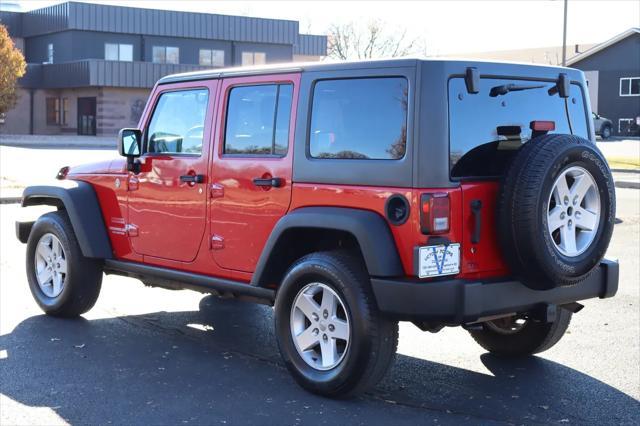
xmin=118 ymin=128 xmax=142 ymax=157
xmin=117 ymin=128 xmax=142 ymax=173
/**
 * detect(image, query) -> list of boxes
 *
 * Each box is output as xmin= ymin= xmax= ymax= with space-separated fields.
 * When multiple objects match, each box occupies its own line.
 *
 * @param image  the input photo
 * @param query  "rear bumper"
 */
xmin=371 ymin=259 xmax=619 ymax=323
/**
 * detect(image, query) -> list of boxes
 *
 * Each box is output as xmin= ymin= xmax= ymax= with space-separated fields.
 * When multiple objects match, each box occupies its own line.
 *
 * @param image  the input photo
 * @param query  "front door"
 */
xmin=77 ymin=97 xmax=96 ymax=135
xmin=209 ymin=74 xmax=299 ymax=272
xmin=127 ymin=81 xmax=217 ymax=262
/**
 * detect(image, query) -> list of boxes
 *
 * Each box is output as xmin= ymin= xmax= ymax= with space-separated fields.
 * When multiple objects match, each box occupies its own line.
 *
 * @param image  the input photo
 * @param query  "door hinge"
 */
xmin=126 ymin=224 xmax=139 ymax=237
xmin=210 ymin=234 xmax=224 ymax=250
xmin=128 ymin=176 xmax=139 ymax=191
xmin=210 ymin=183 xmax=224 ymax=199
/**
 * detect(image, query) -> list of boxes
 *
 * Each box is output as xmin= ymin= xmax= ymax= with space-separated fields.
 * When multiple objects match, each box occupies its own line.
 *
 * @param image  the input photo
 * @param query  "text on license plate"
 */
xmin=418 ymin=244 xmax=460 ymax=278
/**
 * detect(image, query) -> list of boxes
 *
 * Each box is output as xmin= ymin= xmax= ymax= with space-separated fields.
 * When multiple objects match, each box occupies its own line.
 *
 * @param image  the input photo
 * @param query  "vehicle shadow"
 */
xmin=0 ymin=295 xmax=637 ymax=425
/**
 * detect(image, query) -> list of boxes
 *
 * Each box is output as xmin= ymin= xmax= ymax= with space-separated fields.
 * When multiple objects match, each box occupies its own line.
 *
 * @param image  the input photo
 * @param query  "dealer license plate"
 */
xmin=418 ymin=244 xmax=460 ymax=278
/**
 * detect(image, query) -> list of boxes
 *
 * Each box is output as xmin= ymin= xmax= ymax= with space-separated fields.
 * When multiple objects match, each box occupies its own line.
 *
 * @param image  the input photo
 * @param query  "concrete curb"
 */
xmin=611 ymin=168 xmax=640 ymax=174
xmin=0 ymin=197 xmax=22 ymax=205
xmin=615 ymin=181 xmax=640 ymax=190
xmin=1 ymin=142 xmax=116 ymax=150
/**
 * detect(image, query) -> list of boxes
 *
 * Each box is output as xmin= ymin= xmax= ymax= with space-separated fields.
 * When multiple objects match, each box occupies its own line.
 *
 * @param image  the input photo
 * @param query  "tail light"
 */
xmin=420 ymin=193 xmax=450 ymax=234
xmin=56 ymin=166 xmax=69 ymax=180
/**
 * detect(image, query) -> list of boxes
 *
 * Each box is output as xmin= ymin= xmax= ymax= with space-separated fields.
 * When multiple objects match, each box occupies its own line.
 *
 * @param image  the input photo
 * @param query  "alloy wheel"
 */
xmin=290 ymin=282 xmax=350 ymax=370
xmin=34 ymin=233 xmax=67 ymax=298
xmin=547 ymin=166 xmax=601 ymax=257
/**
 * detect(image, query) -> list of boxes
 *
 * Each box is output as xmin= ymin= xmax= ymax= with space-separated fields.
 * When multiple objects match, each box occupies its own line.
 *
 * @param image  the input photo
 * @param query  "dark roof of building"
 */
xmin=567 ymin=28 xmax=640 ymax=66
xmin=1 ymin=1 xmax=327 ymax=55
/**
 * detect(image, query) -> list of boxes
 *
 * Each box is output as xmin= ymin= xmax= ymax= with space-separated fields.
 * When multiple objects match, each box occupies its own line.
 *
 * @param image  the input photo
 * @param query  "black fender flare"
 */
xmin=251 ymin=207 xmax=404 ymax=286
xmin=21 ymin=180 xmax=112 ymax=259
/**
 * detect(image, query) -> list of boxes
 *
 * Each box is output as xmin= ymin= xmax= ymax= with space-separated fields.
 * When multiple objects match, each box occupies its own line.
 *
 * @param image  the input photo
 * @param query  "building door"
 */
xmin=127 ymin=82 xmax=217 ymax=262
xmin=209 ymin=73 xmax=299 ymax=272
xmin=77 ymin=97 xmax=96 ymax=135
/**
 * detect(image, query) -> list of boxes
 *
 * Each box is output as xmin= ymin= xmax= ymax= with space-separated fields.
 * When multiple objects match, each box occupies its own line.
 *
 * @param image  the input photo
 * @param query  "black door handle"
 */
xmin=180 ymin=174 xmax=205 ymax=184
xmin=253 ymin=177 xmax=284 ymax=188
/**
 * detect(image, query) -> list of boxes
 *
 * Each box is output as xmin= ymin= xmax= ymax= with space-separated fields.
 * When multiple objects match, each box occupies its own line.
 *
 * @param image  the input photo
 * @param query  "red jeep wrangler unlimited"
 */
xmin=16 ymin=59 xmax=618 ymax=397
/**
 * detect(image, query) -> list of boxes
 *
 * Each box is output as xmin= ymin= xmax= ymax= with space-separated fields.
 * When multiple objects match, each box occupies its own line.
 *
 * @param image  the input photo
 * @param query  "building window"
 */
xmin=152 ymin=46 xmax=179 ymax=64
xmin=241 ymin=52 xmax=266 ymax=66
xmin=618 ymin=118 xmax=640 ymax=135
xmin=309 ymin=77 xmax=408 ymax=160
xmin=224 ymin=84 xmax=293 ymax=155
xmin=199 ymin=49 xmax=225 ymax=67
xmin=62 ymin=98 xmax=69 ymax=125
xmin=620 ymin=77 xmax=640 ymax=96
xmin=105 ymin=43 xmax=133 ymax=61
xmin=47 ymin=43 xmax=54 ymax=63
xmin=46 ymin=98 xmax=61 ymax=125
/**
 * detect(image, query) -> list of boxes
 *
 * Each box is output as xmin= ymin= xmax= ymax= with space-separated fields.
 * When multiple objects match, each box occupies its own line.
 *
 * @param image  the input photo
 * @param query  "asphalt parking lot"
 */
xmin=0 ymin=186 xmax=638 ymax=425
xmin=1 ymin=140 xmax=639 ymax=425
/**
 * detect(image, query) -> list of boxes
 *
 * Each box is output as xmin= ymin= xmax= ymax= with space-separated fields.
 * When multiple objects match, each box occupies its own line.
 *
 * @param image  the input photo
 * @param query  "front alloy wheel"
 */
xmin=34 ymin=233 xmax=68 ymax=298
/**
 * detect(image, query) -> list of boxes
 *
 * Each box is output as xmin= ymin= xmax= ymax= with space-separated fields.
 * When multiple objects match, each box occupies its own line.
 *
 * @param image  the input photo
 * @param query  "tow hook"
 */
xmin=559 ymin=302 xmax=585 ymax=313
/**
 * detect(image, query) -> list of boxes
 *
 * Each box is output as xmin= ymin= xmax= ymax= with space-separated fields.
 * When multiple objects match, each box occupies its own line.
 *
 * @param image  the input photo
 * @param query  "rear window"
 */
xmin=449 ymin=77 xmax=589 ymax=179
xmin=309 ymin=77 xmax=408 ymax=160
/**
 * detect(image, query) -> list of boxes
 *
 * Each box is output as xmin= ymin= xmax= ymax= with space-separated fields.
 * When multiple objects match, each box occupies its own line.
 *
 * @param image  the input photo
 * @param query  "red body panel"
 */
xmin=127 ymin=80 xmax=218 ymax=263
xmin=66 ymin=75 xmax=510 ymax=284
xmin=209 ymin=73 xmax=300 ymax=273
xmin=459 ymin=182 xmax=509 ymax=279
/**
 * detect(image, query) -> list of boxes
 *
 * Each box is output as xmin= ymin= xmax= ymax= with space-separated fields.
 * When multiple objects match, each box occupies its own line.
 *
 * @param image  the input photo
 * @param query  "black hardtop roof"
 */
xmin=157 ymin=57 xmax=583 ymax=85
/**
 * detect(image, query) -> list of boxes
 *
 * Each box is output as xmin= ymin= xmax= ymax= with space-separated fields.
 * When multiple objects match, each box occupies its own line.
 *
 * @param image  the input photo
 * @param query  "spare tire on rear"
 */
xmin=498 ymin=134 xmax=615 ymax=290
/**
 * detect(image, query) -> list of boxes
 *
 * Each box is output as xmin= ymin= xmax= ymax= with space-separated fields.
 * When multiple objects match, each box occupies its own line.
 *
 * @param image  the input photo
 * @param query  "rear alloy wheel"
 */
xmin=290 ymin=282 xmax=350 ymax=370
xmin=275 ymin=251 xmax=398 ymax=397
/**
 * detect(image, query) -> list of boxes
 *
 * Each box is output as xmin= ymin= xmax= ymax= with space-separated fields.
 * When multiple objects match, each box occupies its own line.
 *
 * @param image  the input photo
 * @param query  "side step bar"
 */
xmin=103 ymin=259 xmax=275 ymax=303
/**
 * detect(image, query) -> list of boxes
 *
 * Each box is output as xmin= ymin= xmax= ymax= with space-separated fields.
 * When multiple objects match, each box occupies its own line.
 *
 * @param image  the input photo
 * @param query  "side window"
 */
xmin=224 ymin=84 xmax=293 ymax=156
xmin=146 ymin=89 xmax=209 ymax=155
xmin=309 ymin=77 xmax=408 ymax=160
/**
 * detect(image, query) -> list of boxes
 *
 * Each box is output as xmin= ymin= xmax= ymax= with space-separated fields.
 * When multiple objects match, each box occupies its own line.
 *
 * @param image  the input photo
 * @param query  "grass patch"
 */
xmin=606 ymin=156 xmax=640 ymax=170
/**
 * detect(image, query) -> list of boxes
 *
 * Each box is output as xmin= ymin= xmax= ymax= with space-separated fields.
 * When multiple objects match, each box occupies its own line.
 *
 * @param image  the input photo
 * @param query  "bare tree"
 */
xmin=327 ymin=20 xmax=426 ymax=60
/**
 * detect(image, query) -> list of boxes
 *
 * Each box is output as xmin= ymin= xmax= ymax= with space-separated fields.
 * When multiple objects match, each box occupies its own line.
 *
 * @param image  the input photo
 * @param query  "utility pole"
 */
xmin=562 ymin=0 xmax=568 ymax=66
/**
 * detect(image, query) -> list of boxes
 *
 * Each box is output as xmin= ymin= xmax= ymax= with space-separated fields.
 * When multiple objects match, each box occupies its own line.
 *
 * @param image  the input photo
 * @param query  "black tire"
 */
xmin=468 ymin=309 xmax=572 ymax=356
xmin=498 ymin=134 xmax=615 ymax=290
xmin=600 ymin=124 xmax=612 ymax=140
xmin=274 ymin=251 xmax=398 ymax=397
xmin=26 ymin=211 xmax=103 ymax=317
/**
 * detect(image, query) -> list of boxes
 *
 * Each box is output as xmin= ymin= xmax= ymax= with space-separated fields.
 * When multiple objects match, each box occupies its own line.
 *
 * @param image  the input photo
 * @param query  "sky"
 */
xmin=6 ymin=0 xmax=640 ymax=55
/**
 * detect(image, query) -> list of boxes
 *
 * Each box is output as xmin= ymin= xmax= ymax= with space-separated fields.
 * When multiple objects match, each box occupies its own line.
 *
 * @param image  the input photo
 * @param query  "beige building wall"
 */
xmin=97 ymin=88 xmax=150 ymax=136
xmin=0 ymin=87 xmax=31 ymax=134
xmin=293 ymin=54 xmax=324 ymax=63
xmin=447 ymin=44 xmax=597 ymax=65
xmin=1 ymin=87 xmax=151 ymax=136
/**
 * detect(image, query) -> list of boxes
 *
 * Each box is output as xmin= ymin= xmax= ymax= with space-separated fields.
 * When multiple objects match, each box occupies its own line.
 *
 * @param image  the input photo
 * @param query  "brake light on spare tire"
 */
xmin=420 ymin=193 xmax=450 ymax=234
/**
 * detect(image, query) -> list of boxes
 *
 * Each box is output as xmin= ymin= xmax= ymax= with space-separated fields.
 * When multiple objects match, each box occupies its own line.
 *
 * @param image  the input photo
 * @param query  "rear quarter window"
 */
xmin=309 ymin=77 xmax=408 ymax=160
xmin=449 ymin=77 xmax=589 ymax=179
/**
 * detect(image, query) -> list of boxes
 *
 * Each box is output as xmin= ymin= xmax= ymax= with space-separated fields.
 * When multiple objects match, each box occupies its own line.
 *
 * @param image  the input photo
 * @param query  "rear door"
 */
xmin=127 ymin=81 xmax=217 ymax=262
xmin=448 ymin=76 xmax=589 ymax=276
xmin=209 ymin=73 xmax=299 ymax=272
